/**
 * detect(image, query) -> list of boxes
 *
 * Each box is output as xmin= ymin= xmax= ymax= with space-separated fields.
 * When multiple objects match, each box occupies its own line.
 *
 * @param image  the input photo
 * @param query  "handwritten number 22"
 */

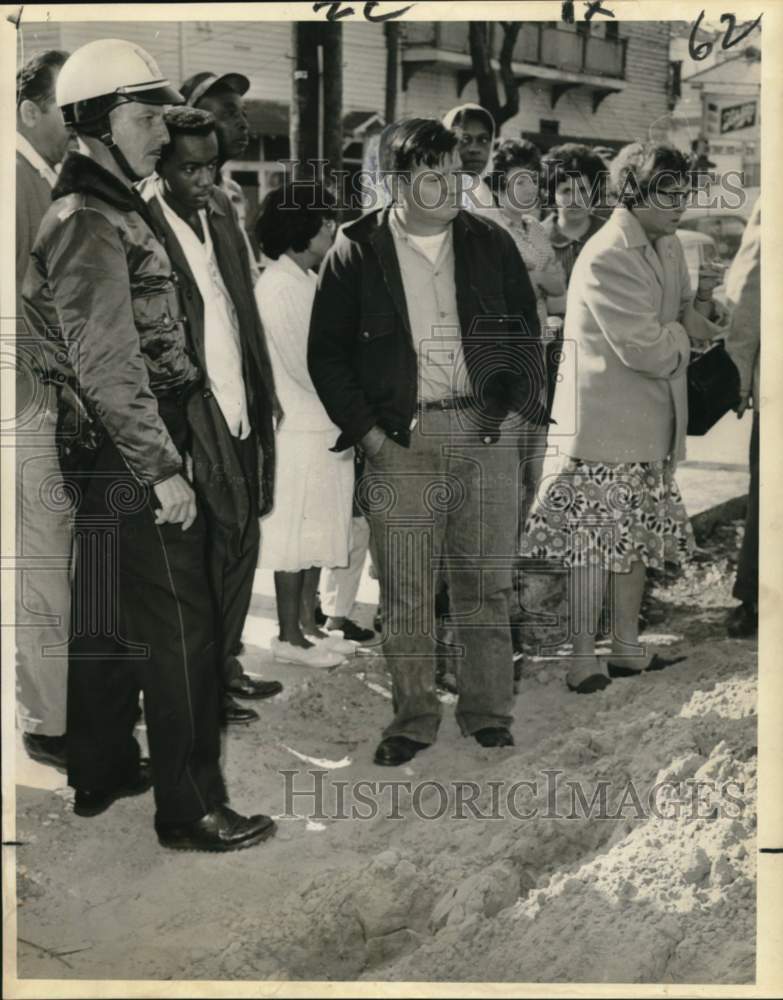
xmin=689 ymin=9 xmax=762 ymax=60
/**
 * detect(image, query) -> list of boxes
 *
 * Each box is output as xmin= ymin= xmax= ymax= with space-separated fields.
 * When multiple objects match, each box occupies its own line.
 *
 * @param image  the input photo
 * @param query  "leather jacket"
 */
xmin=22 ymin=152 xmax=199 ymax=485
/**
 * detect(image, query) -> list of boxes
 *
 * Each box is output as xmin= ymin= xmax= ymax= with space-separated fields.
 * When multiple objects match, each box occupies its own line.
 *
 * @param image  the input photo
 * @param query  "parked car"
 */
xmin=677 ymin=191 xmax=755 ymax=263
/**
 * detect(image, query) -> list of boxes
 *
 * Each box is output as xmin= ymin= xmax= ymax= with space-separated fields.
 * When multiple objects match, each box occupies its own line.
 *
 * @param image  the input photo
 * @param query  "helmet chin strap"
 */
xmin=99 ymin=128 xmax=143 ymax=184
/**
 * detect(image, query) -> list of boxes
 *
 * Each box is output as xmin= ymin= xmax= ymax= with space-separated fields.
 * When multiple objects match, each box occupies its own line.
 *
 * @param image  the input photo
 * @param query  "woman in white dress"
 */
xmin=255 ymin=184 xmax=356 ymax=668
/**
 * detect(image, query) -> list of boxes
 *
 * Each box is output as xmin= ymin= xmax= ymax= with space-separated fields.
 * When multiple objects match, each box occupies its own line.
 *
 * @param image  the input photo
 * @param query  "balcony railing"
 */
xmin=402 ymin=22 xmax=627 ymax=80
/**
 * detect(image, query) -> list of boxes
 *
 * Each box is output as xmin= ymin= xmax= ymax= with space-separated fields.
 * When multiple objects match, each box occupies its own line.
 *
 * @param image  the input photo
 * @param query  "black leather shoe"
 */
xmin=327 ymin=618 xmax=376 ymax=642
xmin=74 ymin=760 xmax=153 ymax=818
xmin=22 ymin=733 xmax=67 ymax=770
xmin=373 ymin=735 xmax=430 ymax=767
xmin=727 ymin=602 xmax=758 ymax=639
xmin=607 ymin=653 xmax=687 ymax=678
xmin=156 ymin=805 xmax=276 ymax=852
xmin=225 ymin=673 xmax=283 ymax=700
xmin=474 ymin=727 xmax=515 ymax=748
xmin=221 ymin=695 xmax=260 ymax=725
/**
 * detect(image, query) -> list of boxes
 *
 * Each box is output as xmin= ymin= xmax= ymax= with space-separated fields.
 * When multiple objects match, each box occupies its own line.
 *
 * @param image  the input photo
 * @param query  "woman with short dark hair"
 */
xmin=255 ymin=183 xmax=356 ymax=668
xmin=484 ymin=138 xmax=566 ymax=328
xmin=522 ymin=141 xmax=729 ymax=694
xmin=480 ymin=138 xmax=566 ymax=526
xmin=541 ymin=142 xmax=609 ymax=293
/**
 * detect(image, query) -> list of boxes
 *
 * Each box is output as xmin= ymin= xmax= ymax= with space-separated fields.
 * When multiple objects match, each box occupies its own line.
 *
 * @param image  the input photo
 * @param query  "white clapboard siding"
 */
xmin=403 ymin=65 xmax=462 ymax=120
xmin=17 ymin=18 xmax=673 ymax=153
xmin=55 ymin=21 xmax=184 ymax=85
xmin=342 ymin=22 xmax=387 ymax=114
xmin=498 ymin=22 xmax=671 ymax=142
xmin=17 ymin=23 xmax=67 ymax=62
xmin=180 ymin=21 xmax=292 ymax=100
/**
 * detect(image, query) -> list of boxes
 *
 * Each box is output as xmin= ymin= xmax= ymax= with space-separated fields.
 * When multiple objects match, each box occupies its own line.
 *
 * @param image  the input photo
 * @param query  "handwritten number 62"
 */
xmin=689 ymin=9 xmax=762 ymax=60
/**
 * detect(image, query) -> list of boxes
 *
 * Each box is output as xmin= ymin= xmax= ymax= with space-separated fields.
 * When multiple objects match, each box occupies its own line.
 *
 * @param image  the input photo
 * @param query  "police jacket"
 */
xmin=23 ymin=151 xmax=198 ymax=485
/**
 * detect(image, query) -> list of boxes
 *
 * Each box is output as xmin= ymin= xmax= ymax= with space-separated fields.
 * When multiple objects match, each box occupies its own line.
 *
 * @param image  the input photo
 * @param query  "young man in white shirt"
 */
xmin=143 ymin=106 xmax=282 ymax=725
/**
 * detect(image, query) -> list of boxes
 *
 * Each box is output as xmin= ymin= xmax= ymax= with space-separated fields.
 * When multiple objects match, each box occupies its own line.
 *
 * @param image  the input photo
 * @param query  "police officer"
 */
xmin=23 ymin=39 xmax=275 ymax=852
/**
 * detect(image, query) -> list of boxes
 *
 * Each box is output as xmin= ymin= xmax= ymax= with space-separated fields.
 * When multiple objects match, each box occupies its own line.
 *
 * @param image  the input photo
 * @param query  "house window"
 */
xmin=606 ymin=23 xmax=619 ymax=40
xmin=540 ymin=119 xmax=560 ymax=135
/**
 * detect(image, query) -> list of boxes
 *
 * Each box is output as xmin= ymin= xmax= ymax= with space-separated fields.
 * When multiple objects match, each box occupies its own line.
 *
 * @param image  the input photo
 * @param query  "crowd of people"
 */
xmin=14 ymin=38 xmax=761 ymax=851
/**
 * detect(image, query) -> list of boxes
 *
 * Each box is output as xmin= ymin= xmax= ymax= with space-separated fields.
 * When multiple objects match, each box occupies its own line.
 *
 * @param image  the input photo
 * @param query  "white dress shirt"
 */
xmin=155 ymin=181 xmax=250 ymax=439
xmin=16 ymin=132 xmax=59 ymax=187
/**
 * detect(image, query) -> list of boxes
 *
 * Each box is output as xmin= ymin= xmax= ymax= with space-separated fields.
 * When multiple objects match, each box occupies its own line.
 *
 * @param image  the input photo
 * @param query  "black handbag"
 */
xmin=686 ymin=341 xmax=741 ymax=436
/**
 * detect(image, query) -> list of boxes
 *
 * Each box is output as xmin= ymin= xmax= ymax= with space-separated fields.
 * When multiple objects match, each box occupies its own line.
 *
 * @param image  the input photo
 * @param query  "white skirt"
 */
xmin=259 ymin=427 xmax=355 ymax=572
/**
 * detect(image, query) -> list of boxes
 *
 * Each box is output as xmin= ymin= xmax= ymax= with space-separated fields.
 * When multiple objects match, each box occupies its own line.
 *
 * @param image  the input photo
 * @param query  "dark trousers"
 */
xmin=67 ymin=405 xmax=226 ymax=824
xmin=201 ymin=432 xmax=260 ymax=688
xmin=733 ymin=412 xmax=759 ymax=606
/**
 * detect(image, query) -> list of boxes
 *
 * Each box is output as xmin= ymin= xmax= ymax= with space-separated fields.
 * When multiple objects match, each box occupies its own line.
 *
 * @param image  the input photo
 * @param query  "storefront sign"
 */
xmin=720 ymin=101 xmax=757 ymax=134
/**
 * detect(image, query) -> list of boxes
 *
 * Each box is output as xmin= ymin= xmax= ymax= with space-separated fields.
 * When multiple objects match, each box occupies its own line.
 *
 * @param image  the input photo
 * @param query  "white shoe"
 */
xmin=308 ymin=633 xmax=358 ymax=657
xmin=270 ymin=638 xmax=344 ymax=668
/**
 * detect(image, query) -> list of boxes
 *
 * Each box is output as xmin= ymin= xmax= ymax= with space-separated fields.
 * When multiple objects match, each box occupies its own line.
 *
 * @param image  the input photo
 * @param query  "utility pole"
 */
xmin=321 ymin=20 xmax=343 ymax=180
xmin=290 ymin=21 xmax=320 ymax=178
xmin=384 ymin=21 xmax=399 ymax=124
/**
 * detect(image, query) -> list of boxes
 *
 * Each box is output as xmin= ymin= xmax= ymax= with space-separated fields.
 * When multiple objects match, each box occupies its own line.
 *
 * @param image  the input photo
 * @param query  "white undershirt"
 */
xmin=156 ymin=183 xmax=250 ymax=438
xmin=406 ymin=230 xmax=448 ymax=265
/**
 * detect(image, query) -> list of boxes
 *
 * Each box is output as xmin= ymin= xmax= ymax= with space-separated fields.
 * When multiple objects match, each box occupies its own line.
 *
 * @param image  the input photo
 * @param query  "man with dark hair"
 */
xmin=15 ymin=48 xmax=71 ymax=770
xmin=179 ymin=71 xmax=259 ymax=282
xmin=142 ymin=106 xmax=282 ymax=724
xmin=309 ymin=117 xmax=546 ymax=766
xmin=23 ymin=39 xmax=275 ymax=852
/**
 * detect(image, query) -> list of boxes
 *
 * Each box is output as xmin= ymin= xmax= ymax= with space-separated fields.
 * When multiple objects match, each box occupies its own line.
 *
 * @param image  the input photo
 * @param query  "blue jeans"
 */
xmin=363 ymin=409 xmax=518 ymax=744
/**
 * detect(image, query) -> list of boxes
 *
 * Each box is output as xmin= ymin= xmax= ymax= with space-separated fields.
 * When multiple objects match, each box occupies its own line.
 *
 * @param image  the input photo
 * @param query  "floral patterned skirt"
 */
xmin=519 ymin=457 xmax=695 ymax=573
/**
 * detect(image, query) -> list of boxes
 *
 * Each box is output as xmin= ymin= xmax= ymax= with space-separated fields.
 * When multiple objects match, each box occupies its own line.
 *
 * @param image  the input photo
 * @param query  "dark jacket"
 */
xmin=144 ymin=185 xmax=278 ymax=521
xmin=307 ymin=207 xmax=546 ymax=452
xmin=22 ymin=152 xmax=198 ymax=485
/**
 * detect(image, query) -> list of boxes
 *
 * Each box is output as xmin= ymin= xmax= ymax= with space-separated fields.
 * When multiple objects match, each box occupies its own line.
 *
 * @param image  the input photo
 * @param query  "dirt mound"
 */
xmin=252 ymin=638 xmax=755 ymax=984
xmin=14 ymin=513 xmax=757 ymax=986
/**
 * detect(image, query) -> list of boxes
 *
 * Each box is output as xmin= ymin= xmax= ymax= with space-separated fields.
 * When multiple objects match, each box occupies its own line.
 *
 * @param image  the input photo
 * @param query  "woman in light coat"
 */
xmin=521 ymin=142 xmax=729 ymax=693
